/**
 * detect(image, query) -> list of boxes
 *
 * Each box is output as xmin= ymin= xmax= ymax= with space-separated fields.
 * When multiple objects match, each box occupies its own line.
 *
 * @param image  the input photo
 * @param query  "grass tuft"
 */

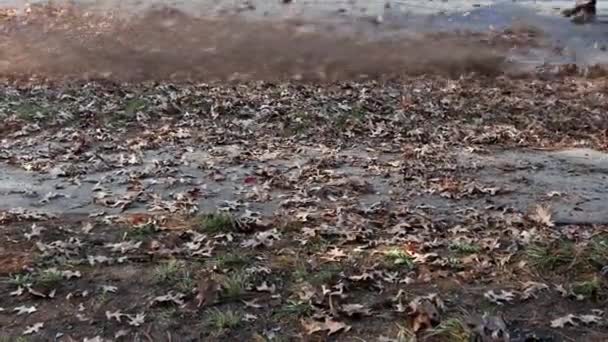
xmin=213 ymin=253 xmax=250 ymax=271
xmin=572 ymin=278 xmax=601 ymax=300
xmin=526 ymin=243 xmax=575 ymax=270
xmin=273 ymin=300 xmax=313 ymax=319
xmin=197 ymin=213 xmax=235 ymax=234
xmin=220 ymin=271 xmax=249 ymax=300
xmin=126 ymin=223 xmax=157 ymax=240
xmin=385 ymin=248 xmax=415 ymax=269
xmin=588 ymin=236 xmax=608 ymax=268
xmin=35 ymin=269 xmax=63 ymax=289
xmin=6 ymin=274 xmax=33 ymax=287
xmin=153 ymin=260 xmax=194 ymax=292
xmin=205 ymin=308 xmax=241 ymax=334
xmin=449 ymin=242 xmax=481 ymax=255
xmin=426 ymin=318 xmax=472 ymax=342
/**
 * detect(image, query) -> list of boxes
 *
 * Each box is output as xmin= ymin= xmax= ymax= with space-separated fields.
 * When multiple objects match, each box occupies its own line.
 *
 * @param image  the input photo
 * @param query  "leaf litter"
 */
xmin=0 ymin=3 xmax=608 ymax=342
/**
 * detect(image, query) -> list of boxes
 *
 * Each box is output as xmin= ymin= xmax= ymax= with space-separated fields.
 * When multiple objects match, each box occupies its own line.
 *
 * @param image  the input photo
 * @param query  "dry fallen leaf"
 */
xmin=341 ymin=303 xmax=372 ymax=317
xmin=530 ymin=205 xmax=554 ymax=227
xmin=520 ymin=281 xmax=548 ymax=300
xmin=127 ymin=312 xmax=145 ymax=326
xmin=106 ymin=310 xmax=124 ymax=322
xmin=484 ymin=289 xmax=516 ymax=305
xmin=578 ymin=314 xmax=603 ymax=325
xmin=551 ymin=314 xmax=578 ymax=328
xmin=255 ymin=281 xmax=276 ymax=293
xmin=151 ymin=292 xmax=185 ymax=306
xmin=23 ymin=322 xmax=44 ymax=335
xmin=13 ymin=305 xmax=37 ymax=315
xmin=301 ymin=317 xmax=351 ymax=336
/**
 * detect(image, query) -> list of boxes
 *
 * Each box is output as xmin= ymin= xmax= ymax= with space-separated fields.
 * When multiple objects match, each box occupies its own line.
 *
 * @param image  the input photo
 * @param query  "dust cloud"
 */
xmin=0 ymin=3 xmax=516 ymax=82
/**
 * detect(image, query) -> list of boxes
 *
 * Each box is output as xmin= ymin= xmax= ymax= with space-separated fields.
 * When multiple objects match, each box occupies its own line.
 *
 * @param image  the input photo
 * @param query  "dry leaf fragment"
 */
xmin=101 ymin=285 xmax=118 ymax=294
xmin=151 ymin=292 xmax=185 ymax=306
xmin=127 ymin=312 xmax=146 ymax=326
xmin=578 ymin=314 xmax=603 ymax=325
xmin=244 ymin=313 xmax=258 ymax=322
xmin=243 ymin=298 xmax=263 ymax=309
xmin=301 ymin=317 xmax=351 ymax=336
xmin=13 ymin=305 xmax=37 ymax=315
xmin=23 ymin=322 xmax=44 ymax=335
xmin=484 ymin=290 xmax=516 ymax=305
xmin=520 ymin=281 xmax=548 ymax=300
xmin=255 ymin=281 xmax=276 ymax=293
xmin=550 ymin=312 xmax=603 ymax=328
xmin=301 ymin=319 xmax=324 ymax=335
xmin=321 ymin=248 xmax=348 ymax=262
xmin=547 ymin=191 xmax=563 ymax=197
xmin=341 ymin=303 xmax=372 ymax=317
xmin=84 ymin=337 xmax=108 ymax=342
xmin=530 ymin=205 xmax=554 ymax=227
xmin=24 ymin=223 xmax=45 ymax=240
xmin=10 ymin=287 xmax=24 ymax=296
xmin=551 ymin=314 xmax=578 ymax=328
xmin=325 ymin=318 xmax=351 ymax=335
xmin=106 ymin=310 xmax=124 ymax=322
xmin=105 ymin=240 xmax=142 ymax=253
xmin=349 ymin=272 xmax=375 ymax=282
xmin=61 ymin=270 xmax=82 ymax=279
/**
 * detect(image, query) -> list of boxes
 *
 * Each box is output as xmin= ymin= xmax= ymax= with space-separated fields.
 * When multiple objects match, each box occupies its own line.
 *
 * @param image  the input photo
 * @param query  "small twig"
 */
xmin=93 ymin=152 xmax=112 ymax=168
xmin=142 ymin=328 xmax=154 ymax=342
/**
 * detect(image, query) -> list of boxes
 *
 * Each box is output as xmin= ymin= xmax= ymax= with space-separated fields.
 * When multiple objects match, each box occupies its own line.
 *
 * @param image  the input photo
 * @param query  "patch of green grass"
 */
xmin=273 ymin=300 xmax=313 ymax=319
xmin=35 ymin=269 xmax=63 ymax=289
xmin=309 ymin=265 xmax=342 ymax=285
xmin=291 ymin=261 xmax=309 ymax=283
xmin=286 ymin=113 xmax=312 ymax=135
xmin=153 ymin=260 xmax=184 ymax=284
xmin=213 ymin=253 xmax=250 ymax=271
xmin=280 ymin=220 xmax=304 ymax=233
xmin=126 ymin=223 xmax=157 ymax=240
xmin=156 ymin=308 xmax=180 ymax=327
xmin=384 ymin=249 xmax=415 ymax=270
xmin=573 ymin=278 xmax=601 ymax=300
xmin=0 ymin=336 xmax=30 ymax=342
xmin=177 ymin=271 xmax=196 ymax=294
xmin=446 ymin=257 xmax=464 ymax=270
xmin=305 ymin=237 xmax=330 ymax=254
xmin=91 ymin=292 xmax=112 ymax=310
xmin=13 ymin=102 xmax=50 ymax=121
xmin=449 ymin=242 xmax=481 ymax=255
xmin=333 ymin=106 xmax=367 ymax=129
xmin=426 ymin=318 xmax=471 ymax=342
xmin=124 ymin=98 xmax=148 ymax=117
xmin=153 ymin=260 xmax=194 ymax=292
xmin=349 ymin=106 xmax=368 ymax=120
xmin=588 ymin=236 xmax=608 ymax=268
xmin=6 ymin=274 xmax=33 ymax=287
xmin=526 ymin=243 xmax=575 ymax=271
xmin=197 ymin=213 xmax=235 ymax=234
xmin=220 ymin=271 xmax=249 ymax=300
xmin=205 ymin=308 xmax=241 ymax=335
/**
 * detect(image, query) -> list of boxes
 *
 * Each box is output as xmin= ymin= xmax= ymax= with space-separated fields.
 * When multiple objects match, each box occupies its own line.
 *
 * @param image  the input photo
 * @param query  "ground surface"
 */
xmin=1 ymin=2 xmax=608 ymax=342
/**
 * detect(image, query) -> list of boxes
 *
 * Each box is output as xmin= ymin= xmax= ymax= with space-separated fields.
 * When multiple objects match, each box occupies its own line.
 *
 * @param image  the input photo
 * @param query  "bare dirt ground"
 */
xmin=0 ymin=2 xmax=608 ymax=342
